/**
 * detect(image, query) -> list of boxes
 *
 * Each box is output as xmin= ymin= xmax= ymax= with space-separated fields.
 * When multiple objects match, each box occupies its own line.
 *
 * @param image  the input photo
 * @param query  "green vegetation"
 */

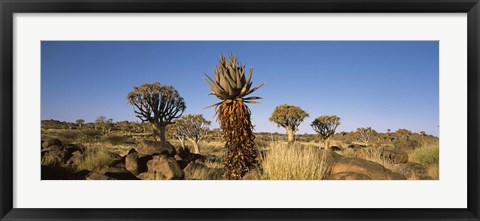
xmin=127 ymin=82 xmax=186 ymax=142
xmin=311 ymin=115 xmax=341 ymax=150
xmin=411 ymin=144 xmax=439 ymax=166
xmin=269 ymin=104 xmax=309 ymax=145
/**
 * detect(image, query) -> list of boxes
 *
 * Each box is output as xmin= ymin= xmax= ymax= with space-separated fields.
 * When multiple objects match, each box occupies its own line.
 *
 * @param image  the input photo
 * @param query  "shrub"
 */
xmin=186 ymin=162 xmax=224 ymax=180
xmin=260 ymin=143 xmax=331 ymax=180
xmin=76 ymin=148 xmax=114 ymax=171
xmin=101 ymin=135 xmax=126 ymax=146
xmin=411 ymin=144 xmax=439 ymax=166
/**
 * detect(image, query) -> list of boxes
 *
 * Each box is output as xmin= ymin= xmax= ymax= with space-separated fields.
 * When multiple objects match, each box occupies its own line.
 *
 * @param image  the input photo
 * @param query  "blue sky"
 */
xmin=41 ymin=41 xmax=439 ymax=136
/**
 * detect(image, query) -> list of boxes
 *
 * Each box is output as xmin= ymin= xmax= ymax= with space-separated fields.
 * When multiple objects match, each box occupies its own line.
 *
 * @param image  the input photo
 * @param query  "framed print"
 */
xmin=1 ymin=0 xmax=479 ymax=220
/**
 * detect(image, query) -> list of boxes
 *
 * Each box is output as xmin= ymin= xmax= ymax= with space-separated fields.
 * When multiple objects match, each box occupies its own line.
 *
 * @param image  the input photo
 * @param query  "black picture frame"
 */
xmin=1 ymin=0 xmax=479 ymax=220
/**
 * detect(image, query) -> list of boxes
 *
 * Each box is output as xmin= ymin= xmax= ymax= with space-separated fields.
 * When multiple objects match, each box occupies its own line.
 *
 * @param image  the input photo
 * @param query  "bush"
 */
xmin=260 ymin=143 xmax=331 ymax=180
xmin=101 ymin=135 xmax=126 ymax=146
xmin=411 ymin=144 xmax=439 ymax=166
xmin=76 ymin=148 xmax=115 ymax=171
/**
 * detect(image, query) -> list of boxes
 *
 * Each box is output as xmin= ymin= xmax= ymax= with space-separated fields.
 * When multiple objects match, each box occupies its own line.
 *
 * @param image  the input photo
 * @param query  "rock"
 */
xmin=86 ymin=171 xmax=115 ymax=180
xmin=41 ymin=148 xmax=67 ymax=166
xmin=74 ymin=170 xmax=91 ymax=180
xmin=66 ymin=150 xmax=83 ymax=166
xmin=398 ymin=162 xmax=433 ymax=180
xmin=136 ymin=172 xmax=158 ymax=180
xmin=330 ymin=156 xmax=406 ymax=180
xmin=381 ymin=149 xmax=408 ymax=164
xmin=243 ymin=169 xmax=261 ymax=180
xmin=329 ymin=172 xmax=372 ymax=180
xmin=137 ymin=140 xmax=176 ymax=156
xmin=125 ymin=149 xmax=139 ymax=175
xmin=93 ymin=165 xmax=139 ymax=180
xmin=146 ymin=155 xmax=184 ymax=180
xmin=42 ymin=138 xmax=62 ymax=149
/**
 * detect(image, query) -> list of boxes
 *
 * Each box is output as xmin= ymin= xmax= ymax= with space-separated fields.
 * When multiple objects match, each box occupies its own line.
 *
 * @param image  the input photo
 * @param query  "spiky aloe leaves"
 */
xmin=204 ymin=53 xmax=264 ymax=108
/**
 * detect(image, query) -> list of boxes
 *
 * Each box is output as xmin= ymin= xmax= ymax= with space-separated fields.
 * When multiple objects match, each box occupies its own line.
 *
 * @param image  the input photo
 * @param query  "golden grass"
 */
xmin=427 ymin=164 xmax=439 ymax=180
xmin=260 ymin=142 xmax=331 ymax=180
xmin=76 ymin=148 xmax=115 ymax=172
xmin=186 ymin=163 xmax=224 ymax=180
xmin=410 ymin=144 xmax=439 ymax=166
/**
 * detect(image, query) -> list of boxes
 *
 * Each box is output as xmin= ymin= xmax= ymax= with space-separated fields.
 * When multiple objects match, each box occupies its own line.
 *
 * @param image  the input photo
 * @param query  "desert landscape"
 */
xmin=41 ymin=42 xmax=439 ymax=180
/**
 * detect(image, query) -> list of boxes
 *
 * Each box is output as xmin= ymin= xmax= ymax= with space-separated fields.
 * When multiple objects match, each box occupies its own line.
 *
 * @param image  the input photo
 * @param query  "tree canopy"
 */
xmin=127 ymin=82 xmax=186 ymax=141
xmin=269 ymin=104 xmax=309 ymax=132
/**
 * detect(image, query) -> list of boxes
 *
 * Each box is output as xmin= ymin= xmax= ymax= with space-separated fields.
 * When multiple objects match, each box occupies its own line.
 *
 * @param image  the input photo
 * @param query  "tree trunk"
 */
xmin=323 ymin=137 xmax=331 ymax=150
xmin=158 ymin=125 xmax=166 ymax=142
xmin=286 ymin=129 xmax=295 ymax=145
xmin=179 ymin=138 xmax=185 ymax=148
xmin=191 ymin=141 xmax=200 ymax=154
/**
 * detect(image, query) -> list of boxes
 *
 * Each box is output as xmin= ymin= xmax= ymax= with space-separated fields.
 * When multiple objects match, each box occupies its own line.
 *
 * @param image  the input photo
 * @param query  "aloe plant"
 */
xmin=205 ymin=53 xmax=264 ymax=180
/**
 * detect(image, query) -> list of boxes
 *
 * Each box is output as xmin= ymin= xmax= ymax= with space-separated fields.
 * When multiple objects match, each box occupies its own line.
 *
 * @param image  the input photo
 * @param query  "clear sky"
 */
xmin=41 ymin=41 xmax=439 ymax=136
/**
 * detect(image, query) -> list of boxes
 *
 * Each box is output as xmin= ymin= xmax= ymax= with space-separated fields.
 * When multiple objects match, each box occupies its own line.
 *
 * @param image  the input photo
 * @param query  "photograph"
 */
xmin=40 ymin=41 xmax=439 ymax=180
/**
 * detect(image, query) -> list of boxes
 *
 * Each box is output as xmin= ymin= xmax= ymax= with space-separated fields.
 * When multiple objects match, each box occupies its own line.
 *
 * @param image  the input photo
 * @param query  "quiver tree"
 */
xmin=311 ymin=115 xmax=341 ymax=150
xmin=174 ymin=114 xmax=211 ymax=154
xmin=105 ymin=118 xmax=114 ymax=134
xmin=76 ymin=119 xmax=85 ymax=128
xmin=127 ymin=82 xmax=186 ymax=142
xmin=205 ymin=53 xmax=264 ymax=180
xmin=269 ymin=104 xmax=309 ymax=145
xmin=355 ymin=127 xmax=376 ymax=146
xmin=95 ymin=116 xmax=106 ymax=131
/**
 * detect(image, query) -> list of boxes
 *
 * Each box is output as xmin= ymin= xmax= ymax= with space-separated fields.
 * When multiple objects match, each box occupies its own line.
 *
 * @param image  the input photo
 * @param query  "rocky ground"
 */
xmin=41 ymin=138 xmax=432 ymax=180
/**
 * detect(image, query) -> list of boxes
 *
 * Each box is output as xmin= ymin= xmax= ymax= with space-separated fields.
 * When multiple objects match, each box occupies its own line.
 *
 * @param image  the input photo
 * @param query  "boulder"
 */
xmin=74 ymin=170 xmax=91 ymax=180
xmin=330 ymin=156 xmax=406 ymax=180
xmin=136 ymin=172 xmax=158 ymax=180
xmin=125 ymin=149 xmax=139 ymax=175
xmin=146 ymin=155 xmax=184 ymax=180
xmin=42 ymin=138 xmax=63 ymax=149
xmin=136 ymin=140 xmax=176 ymax=156
xmin=93 ymin=165 xmax=139 ymax=180
xmin=41 ymin=147 xmax=67 ymax=166
xmin=381 ymin=149 xmax=408 ymax=164
xmin=86 ymin=171 xmax=115 ymax=180
xmin=329 ymin=172 xmax=372 ymax=180
xmin=65 ymin=150 xmax=83 ymax=166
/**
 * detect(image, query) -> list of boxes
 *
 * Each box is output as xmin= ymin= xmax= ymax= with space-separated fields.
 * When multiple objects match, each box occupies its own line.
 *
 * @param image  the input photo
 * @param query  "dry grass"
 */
xmin=410 ymin=144 xmax=439 ymax=166
xmin=260 ymin=142 xmax=331 ymax=180
xmin=427 ymin=164 xmax=439 ymax=180
xmin=186 ymin=162 xmax=224 ymax=180
xmin=76 ymin=148 xmax=115 ymax=172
